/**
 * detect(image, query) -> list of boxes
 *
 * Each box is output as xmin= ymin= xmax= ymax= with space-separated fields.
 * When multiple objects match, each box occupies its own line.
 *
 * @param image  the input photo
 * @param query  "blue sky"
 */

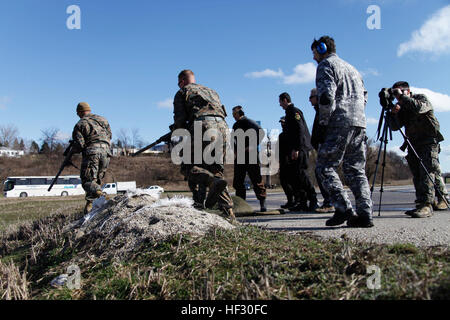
xmin=1 ymin=0 xmax=450 ymax=171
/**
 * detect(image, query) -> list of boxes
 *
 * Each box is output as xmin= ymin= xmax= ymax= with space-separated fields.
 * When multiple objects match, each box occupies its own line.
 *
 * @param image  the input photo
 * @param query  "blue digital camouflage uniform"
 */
xmin=389 ymin=93 xmax=444 ymax=206
xmin=72 ymin=114 xmax=112 ymax=202
xmin=173 ymin=83 xmax=233 ymax=211
xmin=315 ymin=53 xmax=373 ymax=219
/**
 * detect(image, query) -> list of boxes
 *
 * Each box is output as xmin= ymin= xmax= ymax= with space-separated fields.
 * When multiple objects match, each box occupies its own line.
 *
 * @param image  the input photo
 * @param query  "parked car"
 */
xmin=145 ymin=185 xmax=164 ymax=194
xmin=102 ymin=181 xmax=137 ymax=195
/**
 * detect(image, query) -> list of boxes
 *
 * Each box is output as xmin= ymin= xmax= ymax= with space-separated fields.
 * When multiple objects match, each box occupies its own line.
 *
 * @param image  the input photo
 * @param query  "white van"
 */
xmin=102 ymin=181 xmax=137 ymax=195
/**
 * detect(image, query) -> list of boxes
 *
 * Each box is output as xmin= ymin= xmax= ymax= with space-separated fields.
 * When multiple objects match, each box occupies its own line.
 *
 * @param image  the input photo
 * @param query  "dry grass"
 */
xmin=0 ymin=259 xmax=30 ymax=300
xmin=0 ymin=205 xmax=448 ymax=300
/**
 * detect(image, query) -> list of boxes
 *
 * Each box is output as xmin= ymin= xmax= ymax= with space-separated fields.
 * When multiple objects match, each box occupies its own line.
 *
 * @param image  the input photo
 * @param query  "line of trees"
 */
xmin=0 ymin=124 xmax=148 ymax=156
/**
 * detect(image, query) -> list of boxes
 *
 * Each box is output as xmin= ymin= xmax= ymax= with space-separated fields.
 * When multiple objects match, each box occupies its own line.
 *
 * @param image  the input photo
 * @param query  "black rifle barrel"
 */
xmin=132 ymin=132 xmax=171 ymax=157
xmin=48 ymin=141 xmax=75 ymax=192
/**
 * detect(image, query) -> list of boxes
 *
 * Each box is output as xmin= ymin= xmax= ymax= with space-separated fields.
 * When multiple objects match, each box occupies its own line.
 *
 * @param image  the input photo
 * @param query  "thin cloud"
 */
xmin=398 ymin=5 xmax=450 ymax=57
xmin=245 ymin=69 xmax=284 ymax=79
xmin=360 ymin=68 xmax=380 ymax=77
xmin=157 ymin=98 xmax=173 ymax=109
xmin=0 ymin=96 xmax=11 ymax=110
xmin=410 ymin=87 xmax=450 ymax=112
xmin=366 ymin=117 xmax=379 ymax=125
xmin=245 ymin=63 xmax=316 ymax=85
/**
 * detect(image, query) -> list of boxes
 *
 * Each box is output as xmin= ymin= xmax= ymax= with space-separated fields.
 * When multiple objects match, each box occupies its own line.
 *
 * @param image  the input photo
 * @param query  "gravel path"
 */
xmin=238 ymin=186 xmax=450 ymax=247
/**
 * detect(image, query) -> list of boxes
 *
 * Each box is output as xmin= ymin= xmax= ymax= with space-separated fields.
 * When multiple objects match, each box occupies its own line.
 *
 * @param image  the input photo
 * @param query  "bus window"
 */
xmin=69 ymin=178 xmax=81 ymax=185
xmin=4 ymin=180 xmax=15 ymax=191
xmin=15 ymin=179 xmax=30 ymax=185
xmin=57 ymin=178 xmax=70 ymax=185
xmin=31 ymin=178 xmax=47 ymax=185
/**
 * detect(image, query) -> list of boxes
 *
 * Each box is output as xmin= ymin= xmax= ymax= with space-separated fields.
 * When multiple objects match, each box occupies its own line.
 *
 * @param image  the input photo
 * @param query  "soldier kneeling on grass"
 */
xmin=71 ymin=102 xmax=112 ymax=214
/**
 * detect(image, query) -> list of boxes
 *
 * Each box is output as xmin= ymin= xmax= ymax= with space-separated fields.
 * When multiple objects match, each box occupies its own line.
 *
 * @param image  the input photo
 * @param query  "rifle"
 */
xmin=48 ymin=140 xmax=79 ymax=192
xmin=132 ymin=132 xmax=172 ymax=157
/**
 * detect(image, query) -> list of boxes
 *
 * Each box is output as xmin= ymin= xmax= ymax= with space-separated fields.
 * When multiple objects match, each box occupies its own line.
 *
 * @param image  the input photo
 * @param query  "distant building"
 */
xmin=111 ymin=145 xmax=166 ymax=157
xmin=0 ymin=147 xmax=25 ymax=158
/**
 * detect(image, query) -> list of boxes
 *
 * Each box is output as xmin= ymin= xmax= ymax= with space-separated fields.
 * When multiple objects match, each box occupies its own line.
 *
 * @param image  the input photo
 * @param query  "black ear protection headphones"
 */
xmin=316 ymin=42 xmax=327 ymax=55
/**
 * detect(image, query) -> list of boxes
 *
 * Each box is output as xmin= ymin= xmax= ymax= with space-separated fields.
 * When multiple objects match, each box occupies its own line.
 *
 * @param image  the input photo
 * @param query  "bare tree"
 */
xmin=0 ymin=124 xmax=19 ymax=147
xmin=41 ymin=128 xmax=60 ymax=152
xmin=131 ymin=128 xmax=144 ymax=149
xmin=117 ymin=128 xmax=131 ymax=155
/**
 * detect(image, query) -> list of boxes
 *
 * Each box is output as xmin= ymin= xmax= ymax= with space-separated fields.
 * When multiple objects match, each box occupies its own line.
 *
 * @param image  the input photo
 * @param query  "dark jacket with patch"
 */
xmin=284 ymin=104 xmax=312 ymax=153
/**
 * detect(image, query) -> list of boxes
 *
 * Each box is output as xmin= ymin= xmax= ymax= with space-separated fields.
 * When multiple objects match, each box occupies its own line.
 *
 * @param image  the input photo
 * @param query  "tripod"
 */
xmin=370 ymin=107 xmax=392 ymax=216
xmin=371 ymin=104 xmax=450 ymax=216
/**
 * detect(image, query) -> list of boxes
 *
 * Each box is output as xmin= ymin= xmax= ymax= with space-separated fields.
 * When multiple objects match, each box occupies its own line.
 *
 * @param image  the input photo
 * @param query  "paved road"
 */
xmin=237 ymin=185 xmax=450 ymax=247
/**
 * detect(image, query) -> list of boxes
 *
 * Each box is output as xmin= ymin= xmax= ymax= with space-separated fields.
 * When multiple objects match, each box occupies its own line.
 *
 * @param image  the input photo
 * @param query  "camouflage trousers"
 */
xmin=315 ymin=126 xmax=372 ymax=217
xmin=80 ymin=151 xmax=110 ymax=202
xmin=434 ymin=145 xmax=448 ymax=200
xmin=406 ymin=143 xmax=440 ymax=205
xmin=181 ymin=119 xmax=233 ymax=210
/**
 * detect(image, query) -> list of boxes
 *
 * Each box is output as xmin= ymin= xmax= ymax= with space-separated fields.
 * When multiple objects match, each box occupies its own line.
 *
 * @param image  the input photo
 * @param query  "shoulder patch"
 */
xmin=295 ymin=113 xmax=301 ymax=121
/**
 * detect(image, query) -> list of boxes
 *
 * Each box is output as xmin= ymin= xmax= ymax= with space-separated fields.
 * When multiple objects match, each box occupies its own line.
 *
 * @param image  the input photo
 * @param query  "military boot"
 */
xmin=84 ymin=201 xmax=93 ymax=215
xmin=205 ymin=177 xmax=228 ymax=209
xmin=347 ymin=214 xmax=374 ymax=228
xmin=326 ymin=208 xmax=358 ymax=227
xmin=315 ymin=205 xmax=335 ymax=213
xmin=290 ymin=201 xmax=309 ymax=212
xmin=308 ymin=196 xmax=320 ymax=212
xmin=281 ymin=199 xmax=295 ymax=209
xmin=410 ymin=203 xmax=433 ymax=218
xmin=433 ymin=198 xmax=449 ymax=211
xmin=404 ymin=208 xmax=416 ymax=216
xmin=259 ymin=199 xmax=267 ymax=212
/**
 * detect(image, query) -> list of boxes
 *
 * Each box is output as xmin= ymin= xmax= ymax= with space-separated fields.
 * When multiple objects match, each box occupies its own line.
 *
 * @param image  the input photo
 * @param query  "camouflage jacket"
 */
xmin=173 ymin=83 xmax=227 ymax=130
xmin=389 ymin=93 xmax=444 ymax=147
xmin=316 ymin=53 xmax=367 ymax=128
xmin=72 ymin=114 xmax=112 ymax=155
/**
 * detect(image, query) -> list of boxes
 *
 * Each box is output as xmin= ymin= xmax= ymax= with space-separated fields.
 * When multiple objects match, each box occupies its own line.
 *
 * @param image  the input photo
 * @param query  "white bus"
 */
xmin=3 ymin=176 xmax=84 ymax=198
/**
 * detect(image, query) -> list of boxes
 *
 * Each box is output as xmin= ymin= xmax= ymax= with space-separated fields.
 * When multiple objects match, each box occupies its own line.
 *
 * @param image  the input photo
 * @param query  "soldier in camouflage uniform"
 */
xmin=173 ymin=70 xmax=234 ymax=219
xmin=72 ymin=102 xmax=112 ymax=214
xmin=389 ymin=81 xmax=447 ymax=217
xmin=312 ymin=36 xmax=373 ymax=228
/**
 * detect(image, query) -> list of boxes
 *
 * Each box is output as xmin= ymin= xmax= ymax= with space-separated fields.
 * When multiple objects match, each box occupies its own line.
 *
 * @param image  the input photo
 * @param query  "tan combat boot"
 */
xmin=315 ymin=205 xmax=335 ymax=213
xmin=411 ymin=203 xmax=433 ymax=218
xmin=433 ymin=199 xmax=449 ymax=211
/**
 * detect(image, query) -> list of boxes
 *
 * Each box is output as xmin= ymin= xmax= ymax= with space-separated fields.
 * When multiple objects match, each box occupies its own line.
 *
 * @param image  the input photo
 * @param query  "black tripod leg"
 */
xmin=378 ymin=130 xmax=389 ymax=217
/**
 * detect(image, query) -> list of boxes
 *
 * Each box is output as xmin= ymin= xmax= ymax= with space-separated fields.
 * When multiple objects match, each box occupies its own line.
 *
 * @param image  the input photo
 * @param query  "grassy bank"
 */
xmin=0 ymin=204 xmax=448 ymax=300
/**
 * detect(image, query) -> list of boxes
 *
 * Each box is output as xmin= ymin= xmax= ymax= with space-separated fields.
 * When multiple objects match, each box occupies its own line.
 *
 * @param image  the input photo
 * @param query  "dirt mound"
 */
xmin=69 ymin=192 xmax=235 ymax=259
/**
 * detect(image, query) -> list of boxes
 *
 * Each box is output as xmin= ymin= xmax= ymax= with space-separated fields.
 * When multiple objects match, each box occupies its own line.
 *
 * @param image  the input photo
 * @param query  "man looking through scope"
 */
xmin=387 ymin=81 xmax=448 ymax=218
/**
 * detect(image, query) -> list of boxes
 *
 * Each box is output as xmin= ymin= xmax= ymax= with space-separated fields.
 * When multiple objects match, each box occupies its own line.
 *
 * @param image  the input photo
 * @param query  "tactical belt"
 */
xmin=196 ymin=115 xmax=224 ymax=122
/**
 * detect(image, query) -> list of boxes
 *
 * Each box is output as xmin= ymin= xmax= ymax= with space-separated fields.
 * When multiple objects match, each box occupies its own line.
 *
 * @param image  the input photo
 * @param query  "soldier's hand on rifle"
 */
xmin=291 ymin=150 xmax=299 ymax=161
